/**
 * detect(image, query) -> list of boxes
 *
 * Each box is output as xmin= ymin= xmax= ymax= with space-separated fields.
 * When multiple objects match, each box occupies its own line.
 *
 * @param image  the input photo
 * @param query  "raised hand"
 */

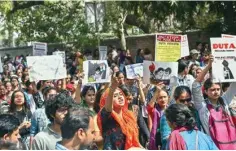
xmin=110 ymin=73 xmax=119 ymax=89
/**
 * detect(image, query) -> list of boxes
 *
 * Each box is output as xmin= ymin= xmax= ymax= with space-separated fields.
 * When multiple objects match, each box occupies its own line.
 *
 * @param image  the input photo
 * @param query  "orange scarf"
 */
xmin=97 ymin=88 xmax=140 ymax=150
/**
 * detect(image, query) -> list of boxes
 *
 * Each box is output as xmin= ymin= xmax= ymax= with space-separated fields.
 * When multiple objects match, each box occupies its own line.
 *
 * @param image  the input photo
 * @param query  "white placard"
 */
xmin=181 ymin=35 xmax=190 ymax=57
xmin=33 ymin=42 xmax=47 ymax=56
xmin=99 ymin=46 xmax=107 ymax=60
xmin=125 ymin=63 xmax=143 ymax=79
xmin=83 ymin=60 xmax=110 ymax=84
xmin=211 ymin=38 xmax=236 ymax=83
xmin=222 ymin=34 xmax=236 ymax=38
xmin=53 ymin=51 xmax=66 ymax=64
xmin=27 ymin=55 xmax=67 ymax=81
xmin=143 ymin=60 xmax=178 ymax=85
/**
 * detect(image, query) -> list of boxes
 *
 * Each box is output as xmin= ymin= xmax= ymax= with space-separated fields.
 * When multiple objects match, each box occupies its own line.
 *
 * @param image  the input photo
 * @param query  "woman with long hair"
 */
xmin=165 ymin=104 xmax=218 ymax=150
xmin=97 ymin=74 xmax=142 ymax=150
xmin=192 ymin=55 xmax=236 ymax=149
xmin=8 ymin=90 xmax=32 ymax=149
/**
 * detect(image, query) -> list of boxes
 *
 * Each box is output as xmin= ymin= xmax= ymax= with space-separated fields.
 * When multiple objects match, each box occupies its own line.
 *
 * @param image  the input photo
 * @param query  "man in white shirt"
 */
xmin=188 ymin=49 xmax=200 ymax=67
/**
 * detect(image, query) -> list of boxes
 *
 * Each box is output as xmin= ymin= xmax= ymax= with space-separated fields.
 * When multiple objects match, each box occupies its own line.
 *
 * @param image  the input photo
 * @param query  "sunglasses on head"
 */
xmin=179 ymin=98 xmax=192 ymax=103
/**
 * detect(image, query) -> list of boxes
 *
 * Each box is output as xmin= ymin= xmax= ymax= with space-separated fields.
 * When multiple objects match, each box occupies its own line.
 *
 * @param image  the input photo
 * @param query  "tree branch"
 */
xmin=10 ymin=1 xmax=45 ymax=13
xmin=125 ymin=14 xmax=150 ymax=33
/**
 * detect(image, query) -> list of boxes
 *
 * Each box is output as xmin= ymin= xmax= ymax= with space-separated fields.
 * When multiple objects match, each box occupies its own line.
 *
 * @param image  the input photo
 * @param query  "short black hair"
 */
xmin=0 ymin=114 xmax=20 ymax=138
xmin=178 ymin=59 xmax=189 ymax=74
xmin=45 ymin=92 xmax=74 ymax=123
xmin=61 ymin=107 xmax=92 ymax=139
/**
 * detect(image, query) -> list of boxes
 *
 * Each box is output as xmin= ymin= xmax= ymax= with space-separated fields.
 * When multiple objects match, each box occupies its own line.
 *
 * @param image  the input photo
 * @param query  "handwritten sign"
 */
xmin=53 ymin=51 xmax=66 ymax=64
xmin=99 ymin=46 xmax=107 ymax=60
xmin=211 ymin=38 xmax=236 ymax=83
xmin=125 ymin=63 xmax=143 ymax=79
xmin=155 ymin=34 xmax=181 ymax=62
xmin=83 ymin=60 xmax=110 ymax=84
xmin=33 ymin=42 xmax=47 ymax=56
xmin=27 ymin=55 xmax=67 ymax=81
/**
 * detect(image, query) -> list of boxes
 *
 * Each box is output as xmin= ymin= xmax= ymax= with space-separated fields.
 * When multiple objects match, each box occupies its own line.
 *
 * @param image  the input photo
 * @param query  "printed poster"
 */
xmin=99 ymin=46 xmax=107 ymax=60
xmin=83 ymin=60 xmax=110 ymax=84
xmin=222 ymin=34 xmax=236 ymax=38
xmin=155 ymin=34 xmax=181 ymax=62
xmin=210 ymin=38 xmax=236 ymax=83
xmin=143 ymin=60 xmax=178 ymax=85
xmin=53 ymin=51 xmax=66 ymax=64
xmin=181 ymin=35 xmax=190 ymax=57
xmin=27 ymin=55 xmax=67 ymax=81
xmin=125 ymin=63 xmax=143 ymax=79
xmin=33 ymin=42 xmax=47 ymax=56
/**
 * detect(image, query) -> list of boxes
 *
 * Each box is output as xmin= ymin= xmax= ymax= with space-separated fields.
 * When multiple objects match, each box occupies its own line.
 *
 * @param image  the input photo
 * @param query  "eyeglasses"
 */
xmin=179 ymin=98 xmax=192 ymax=103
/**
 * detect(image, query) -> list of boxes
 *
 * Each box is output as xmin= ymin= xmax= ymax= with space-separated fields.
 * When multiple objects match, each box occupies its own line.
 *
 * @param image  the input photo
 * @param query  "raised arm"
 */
xmin=136 ymin=76 xmax=146 ymax=105
xmin=192 ymin=55 xmax=213 ymax=110
xmin=196 ymin=55 xmax=213 ymax=83
xmin=74 ymin=76 xmax=82 ymax=104
xmin=105 ymin=74 xmax=119 ymax=112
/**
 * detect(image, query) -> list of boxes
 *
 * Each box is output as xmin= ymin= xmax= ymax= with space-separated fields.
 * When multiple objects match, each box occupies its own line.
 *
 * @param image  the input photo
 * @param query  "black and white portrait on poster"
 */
xmin=143 ymin=60 xmax=178 ymax=85
xmin=211 ymin=38 xmax=236 ymax=83
xmin=83 ymin=60 xmax=110 ymax=84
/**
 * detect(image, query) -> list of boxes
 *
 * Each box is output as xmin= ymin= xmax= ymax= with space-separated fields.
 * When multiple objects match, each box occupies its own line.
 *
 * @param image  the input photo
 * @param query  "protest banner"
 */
xmin=83 ymin=60 xmax=110 ymax=84
xmin=33 ymin=42 xmax=47 ymax=56
xmin=222 ymin=34 xmax=236 ymax=38
xmin=27 ymin=55 xmax=67 ymax=81
xmin=155 ymin=34 xmax=181 ymax=62
xmin=210 ymin=38 xmax=236 ymax=83
xmin=143 ymin=60 xmax=178 ymax=85
xmin=181 ymin=35 xmax=190 ymax=57
xmin=53 ymin=51 xmax=66 ymax=64
xmin=125 ymin=63 xmax=143 ymax=79
xmin=99 ymin=46 xmax=107 ymax=60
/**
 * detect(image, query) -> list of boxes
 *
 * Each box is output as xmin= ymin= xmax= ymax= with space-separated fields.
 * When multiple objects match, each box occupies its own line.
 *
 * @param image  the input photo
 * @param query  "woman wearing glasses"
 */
xmin=159 ymin=86 xmax=202 ymax=149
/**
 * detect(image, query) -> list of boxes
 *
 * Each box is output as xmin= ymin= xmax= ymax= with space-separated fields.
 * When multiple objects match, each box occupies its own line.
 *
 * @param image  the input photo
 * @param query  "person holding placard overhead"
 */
xmin=192 ymin=55 xmax=236 ymax=149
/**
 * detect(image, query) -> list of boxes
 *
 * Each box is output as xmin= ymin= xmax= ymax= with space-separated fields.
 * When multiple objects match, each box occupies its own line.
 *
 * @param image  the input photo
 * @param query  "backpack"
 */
xmin=207 ymin=103 xmax=236 ymax=149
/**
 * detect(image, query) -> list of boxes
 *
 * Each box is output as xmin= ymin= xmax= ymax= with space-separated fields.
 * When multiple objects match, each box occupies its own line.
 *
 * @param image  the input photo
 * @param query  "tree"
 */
xmin=0 ymin=1 xmax=97 ymax=49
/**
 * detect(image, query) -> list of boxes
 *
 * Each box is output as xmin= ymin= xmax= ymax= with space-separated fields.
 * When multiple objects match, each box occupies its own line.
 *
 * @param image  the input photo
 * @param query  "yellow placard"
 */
xmin=155 ymin=34 xmax=181 ymax=62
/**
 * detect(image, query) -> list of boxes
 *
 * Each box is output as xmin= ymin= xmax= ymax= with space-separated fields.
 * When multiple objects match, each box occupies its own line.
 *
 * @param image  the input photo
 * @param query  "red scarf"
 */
xmin=169 ymin=126 xmax=198 ymax=150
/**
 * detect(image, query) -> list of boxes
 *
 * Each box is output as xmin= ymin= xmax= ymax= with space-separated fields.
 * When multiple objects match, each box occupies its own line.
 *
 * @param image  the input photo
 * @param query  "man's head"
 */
xmin=45 ymin=92 xmax=74 ymax=125
xmin=0 ymin=114 xmax=20 ymax=144
xmin=61 ymin=107 xmax=95 ymax=150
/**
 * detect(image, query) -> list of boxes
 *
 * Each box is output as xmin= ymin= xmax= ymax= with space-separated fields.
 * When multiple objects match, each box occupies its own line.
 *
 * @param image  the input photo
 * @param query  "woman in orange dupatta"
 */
xmin=97 ymin=74 xmax=142 ymax=150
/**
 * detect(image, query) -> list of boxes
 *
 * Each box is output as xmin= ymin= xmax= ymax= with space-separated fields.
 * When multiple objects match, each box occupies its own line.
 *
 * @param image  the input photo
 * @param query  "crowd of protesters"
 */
xmin=0 ymin=42 xmax=236 ymax=150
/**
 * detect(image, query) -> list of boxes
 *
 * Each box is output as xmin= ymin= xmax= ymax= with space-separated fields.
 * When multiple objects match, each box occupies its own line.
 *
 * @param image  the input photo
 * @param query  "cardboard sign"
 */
xmin=27 ymin=55 xmax=67 ymax=81
xmin=155 ymin=34 xmax=181 ymax=62
xmin=83 ymin=60 xmax=110 ymax=84
xmin=125 ymin=63 xmax=143 ymax=79
xmin=143 ymin=60 xmax=178 ymax=85
xmin=211 ymin=38 xmax=236 ymax=83
xmin=33 ymin=42 xmax=47 ymax=56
